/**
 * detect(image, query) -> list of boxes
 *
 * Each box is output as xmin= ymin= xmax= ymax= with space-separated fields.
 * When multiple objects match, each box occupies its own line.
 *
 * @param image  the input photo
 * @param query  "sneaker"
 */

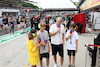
xmin=72 ymin=65 xmax=75 ymax=67
xmin=68 ymin=64 xmax=71 ymax=67
xmin=54 ymin=64 xmax=57 ymax=67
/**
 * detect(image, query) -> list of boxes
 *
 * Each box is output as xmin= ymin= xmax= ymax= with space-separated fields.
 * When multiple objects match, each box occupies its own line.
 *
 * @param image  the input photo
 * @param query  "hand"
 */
xmin=62 ymin=41 xmax=64 ymax=46
xmin=48 ymin=48 xmax=50 ymax=53
xmin=36 ymin=44 xmax=41 ymax=48
xmin=43 ymin=43 xmax=46 ymax=46
xmin=69 ymin=34 xmax=72 ymax=37
xmin=75 ymin=49 xmax=78 ymax=53
xmin=57 ymin=28 xmax=60 ymax=32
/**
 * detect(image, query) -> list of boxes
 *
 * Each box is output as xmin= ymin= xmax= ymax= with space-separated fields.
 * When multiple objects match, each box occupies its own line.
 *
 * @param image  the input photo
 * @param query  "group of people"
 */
xmin=27 ymin=17 xmax=79 ymax=67
xmin=0 ymin=15 xmax=30 ymax=34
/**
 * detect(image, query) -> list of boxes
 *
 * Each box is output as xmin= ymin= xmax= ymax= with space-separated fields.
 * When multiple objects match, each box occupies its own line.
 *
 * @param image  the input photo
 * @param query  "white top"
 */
xmin=65 ymin=30 xmax=79 ymax=50
xmin=49 ymin=24 xmax=65 ymax=45
xmin=37 ymin=30 xmax=49 ymax=54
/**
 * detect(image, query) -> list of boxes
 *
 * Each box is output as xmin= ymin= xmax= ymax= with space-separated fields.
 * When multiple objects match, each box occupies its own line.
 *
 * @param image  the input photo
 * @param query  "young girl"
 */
xmin=27 ymin=29 xmax=40 ymax=67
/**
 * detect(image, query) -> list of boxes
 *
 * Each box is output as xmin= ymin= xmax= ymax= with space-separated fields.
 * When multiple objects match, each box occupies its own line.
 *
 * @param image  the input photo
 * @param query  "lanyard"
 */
xmin=33 ymin=38 xmax=39 ymax=53
xmin=70 ymin=32 xmax=74 ymax=44
xmin=33 ymin=38 xmax=37 ymax=46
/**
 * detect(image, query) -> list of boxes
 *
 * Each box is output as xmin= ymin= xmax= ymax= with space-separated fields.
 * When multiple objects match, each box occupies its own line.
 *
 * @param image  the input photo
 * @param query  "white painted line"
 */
xmin=0 ymin=30 xmax=21 ymax=37
xmin=86 ymin=28 xmax=97 ymax=38
xmin=0 ymin=34 xmax=25 ymax=45
xmin=0 ymin=39 xmax=1 ymax=42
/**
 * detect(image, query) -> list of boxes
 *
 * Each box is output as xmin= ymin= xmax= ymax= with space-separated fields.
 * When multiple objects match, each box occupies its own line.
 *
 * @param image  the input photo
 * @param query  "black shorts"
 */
xmin=40 ymin=52 xmax=49 ymax=60
xmin=51 ymin=44 xmax=64 ymax=57
xmin=67 ymin=50 xmax=75 ymax=56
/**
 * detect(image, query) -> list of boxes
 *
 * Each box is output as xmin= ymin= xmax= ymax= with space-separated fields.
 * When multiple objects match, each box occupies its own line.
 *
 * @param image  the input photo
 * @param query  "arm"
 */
xmin=49 ymin=28 xmax=60 ymax=36
xmin=66 ymin=20 xmax=69 ymax=24
xmin=62 ymin=33 xmax=64 ymax=46
xmin=48 ymin=41 xmax=50 ymax=53
xmin=1 ymin=21 xmax=3 ymax=25
xmin=66 ymin=34 xmax=72 ymax=41
xmin=62 ymin=33 xmax=64 ymax=41
xmin=76 ymin=39 xmax=78 ymax=53
xmin=40 ymin=43 xmax=46 ymax=46
xmin=49 ymin=31 xmax=58 ymax=36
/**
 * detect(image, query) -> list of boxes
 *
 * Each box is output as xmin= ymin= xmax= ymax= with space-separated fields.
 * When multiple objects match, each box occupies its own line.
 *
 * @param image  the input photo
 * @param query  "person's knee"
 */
xmin=73 ymin=56 xmax=75 ymax=57
xmin=61 ymin=56 xmax=63 ymax=59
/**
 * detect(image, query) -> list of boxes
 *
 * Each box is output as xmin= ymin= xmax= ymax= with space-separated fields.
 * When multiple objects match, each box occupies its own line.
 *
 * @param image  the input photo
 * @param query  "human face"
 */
xmin=76 ymin=25 xmax=78 ymax=28
xmin=70 ymin=26 xmax=74 ymax=31
xmin=56 ymin=17 xmax=62 ymax=24
xmin=4 ymin=16 xmax=6 ymax=19
xmin=35 ymin=31 xmax=37 ymax=37
xmin=41 ymin=26 xmax=45 ymax=31
xmin=57 ymin=19 xmax=62 ymax=24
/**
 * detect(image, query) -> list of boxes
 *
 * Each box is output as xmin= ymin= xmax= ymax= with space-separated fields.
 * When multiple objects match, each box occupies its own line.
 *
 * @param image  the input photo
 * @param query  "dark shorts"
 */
xmin=67 ymin=50 xmax=75 ymax=56
xmin=51 ymin=44 xmax=64 ymax=57
xmin=40 ymin=52 xmax=49 ymax=60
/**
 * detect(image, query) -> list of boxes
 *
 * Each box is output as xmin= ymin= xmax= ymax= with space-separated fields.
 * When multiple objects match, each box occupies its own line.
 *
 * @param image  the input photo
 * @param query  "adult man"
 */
xmin=2 ymin=16 xmax=8 ymax=33
xmin=49 ymin=17 xmax=65 ymax=67
xmin=66 ymin=14 xmax=71 ymax=29
xmin=31 ymin=15 xmax=35 ymax=29
xmin=20 ymin=15 xmax=25 ymax=29
xmin=76 ymin=23 xmax=83 ymax=34
xmin=17 ymin=16 xmax=20 ymax=31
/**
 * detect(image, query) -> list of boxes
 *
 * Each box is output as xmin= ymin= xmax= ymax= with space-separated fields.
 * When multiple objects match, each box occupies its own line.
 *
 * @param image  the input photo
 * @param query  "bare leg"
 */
xmin=40 ymin=59 xmax=42 ymax=67
xmin=61 ymin=57 xmax=64 ymax=66
xmin=73 ymin=56 xmax=75 ymax=65
xmin=5 ymin=28 xmax=7 ymax=33
xmin=31 ymin=65 xmax=36 ymax=67
xmin=18 ymin=27 xmax=20 ymax=30
xmin=69 ymin=56 xmax=71 ymax=64
xmin=54 ymin=55 xmax=57 ymax=64
xmin=46 ymin=58 xmax=49 ymax=66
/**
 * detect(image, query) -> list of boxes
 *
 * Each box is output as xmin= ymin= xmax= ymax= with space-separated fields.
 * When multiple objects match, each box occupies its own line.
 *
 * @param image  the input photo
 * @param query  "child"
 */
xmin=27 ymin=29 xmax=40 ymax=67
xmin=37 ymin=22 xmax=50 ymax=67
xmin=65 ymin=24 xmax=79 ymax=67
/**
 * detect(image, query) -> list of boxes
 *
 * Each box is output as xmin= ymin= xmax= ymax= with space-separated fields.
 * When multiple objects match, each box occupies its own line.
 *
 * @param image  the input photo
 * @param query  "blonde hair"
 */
xmin=39 ymin=22 xmax=46 ymax=27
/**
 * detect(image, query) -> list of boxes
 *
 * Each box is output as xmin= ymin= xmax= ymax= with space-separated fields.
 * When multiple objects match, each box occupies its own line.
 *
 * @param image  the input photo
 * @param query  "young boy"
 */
xmin=65 ymin=24 xmax=79 ymax=67
xmin=37 ymin=22 xmax=50 ymax=67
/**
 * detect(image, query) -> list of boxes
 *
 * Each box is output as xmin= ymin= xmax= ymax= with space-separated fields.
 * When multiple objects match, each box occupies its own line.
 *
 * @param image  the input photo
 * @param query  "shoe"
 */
xmin=54 ymin=64 xmax=57 ymax=67
xmin=68 ymin=64 xmax=71 ymax=67
xmin=72 ymin=65 xmax=75 ymax=67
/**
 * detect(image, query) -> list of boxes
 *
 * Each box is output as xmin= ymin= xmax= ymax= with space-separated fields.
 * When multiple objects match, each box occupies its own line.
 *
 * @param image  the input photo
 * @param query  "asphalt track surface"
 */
xmin=0 ymin=32 xmax=95 ymax=67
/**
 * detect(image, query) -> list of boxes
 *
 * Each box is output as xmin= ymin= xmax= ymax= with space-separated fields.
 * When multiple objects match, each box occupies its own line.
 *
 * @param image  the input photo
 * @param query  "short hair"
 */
xmin=39 ymin=22 xmax=46 ymax=27
xmin=28 ymin=29 xmax=37 ymax=40
xmin=70 ymin=24 xmax=76 ymax=28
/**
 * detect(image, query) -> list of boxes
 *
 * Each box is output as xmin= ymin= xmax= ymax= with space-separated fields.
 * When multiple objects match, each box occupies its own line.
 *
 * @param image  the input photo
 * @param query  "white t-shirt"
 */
xmin=49 ymin=24 xmax=65 ymax=45
xmin=37 ymin=30 xmax=49 ymax=54
xmin=65 ymin=30 xmax=79 ymax=50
